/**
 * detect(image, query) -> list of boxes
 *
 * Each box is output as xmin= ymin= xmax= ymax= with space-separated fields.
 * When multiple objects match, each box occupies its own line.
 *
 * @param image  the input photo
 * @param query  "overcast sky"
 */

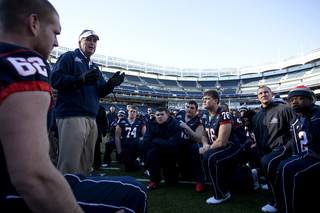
xmin=50 ymin=0 xmax=320 ymax=69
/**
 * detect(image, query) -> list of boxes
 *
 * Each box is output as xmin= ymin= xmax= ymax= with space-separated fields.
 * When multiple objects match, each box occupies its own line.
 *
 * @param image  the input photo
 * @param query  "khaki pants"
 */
xmin=56 ymin=117 xmax=97 ymax=177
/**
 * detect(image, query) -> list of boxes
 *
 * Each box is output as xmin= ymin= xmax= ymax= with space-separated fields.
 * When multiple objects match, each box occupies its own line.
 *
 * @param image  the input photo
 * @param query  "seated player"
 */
xmin=115 ymin=105 xmax=146 ymax=171
xmin=102 ymin=109 xmax=125 ymax=167
xmin=275 ymin=85 xmax=320 ymax=213
xmin=199 ymin=90 xmax=244 ymax=204
xmin=175 ymin=100 xmax=204 ymax=191
xmin=143 ymin=107 xmax=182 ymax=190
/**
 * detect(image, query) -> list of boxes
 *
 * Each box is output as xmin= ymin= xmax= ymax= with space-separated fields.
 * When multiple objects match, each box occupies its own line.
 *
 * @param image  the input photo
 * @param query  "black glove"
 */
xmin=74 ymin=69 xmax=100 ymax=88
xmin=107 ymin=71 xmax=125 ymax=87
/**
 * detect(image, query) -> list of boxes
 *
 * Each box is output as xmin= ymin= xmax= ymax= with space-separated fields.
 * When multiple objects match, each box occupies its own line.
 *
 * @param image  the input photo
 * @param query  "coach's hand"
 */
xmin=74 ymin=69 xmax=100 ymax=88
xmin=107 ymin=71 xmax=125 ymax=87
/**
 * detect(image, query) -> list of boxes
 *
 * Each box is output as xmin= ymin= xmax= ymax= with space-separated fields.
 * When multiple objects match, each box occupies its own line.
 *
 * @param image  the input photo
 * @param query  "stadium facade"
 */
xmin=49 ymin=46 xmax=320 ymax=114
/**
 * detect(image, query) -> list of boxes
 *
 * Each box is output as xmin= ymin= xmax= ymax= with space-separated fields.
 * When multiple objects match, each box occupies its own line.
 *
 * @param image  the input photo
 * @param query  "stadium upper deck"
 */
xmin=49 ymin=46 xmax=320 ymax=109
xmin=50 ymin=46 xmax=320 ymax=78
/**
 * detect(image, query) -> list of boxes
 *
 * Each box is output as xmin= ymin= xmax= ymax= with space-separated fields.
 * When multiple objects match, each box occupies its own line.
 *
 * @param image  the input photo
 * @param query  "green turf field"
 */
xmin=95 ymin=143 xmax=269 ymax=213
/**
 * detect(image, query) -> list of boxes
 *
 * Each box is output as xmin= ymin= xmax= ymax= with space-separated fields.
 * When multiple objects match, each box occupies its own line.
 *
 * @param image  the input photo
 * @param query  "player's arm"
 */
xmin=180 ymin=122 xmax=202 ymax=143
xmin=140 ymin=125 xmax=146 ymax=141
xmin=209 ymin=123 xmax=231 ymax=149
xmin=0 ymin=91 xmax=83 ymax=213
xmin=115 ymin=125 xmax=122 ymax=154
xmin=199 ymin=128 xmax=210 ymax=154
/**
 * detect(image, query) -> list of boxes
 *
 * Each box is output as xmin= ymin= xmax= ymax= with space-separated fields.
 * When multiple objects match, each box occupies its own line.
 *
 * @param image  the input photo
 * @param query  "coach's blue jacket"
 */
xmin=143 ymin=115 xmax=181 ymax=155
xmin=51 ymin=48 xmax=113 ymax=119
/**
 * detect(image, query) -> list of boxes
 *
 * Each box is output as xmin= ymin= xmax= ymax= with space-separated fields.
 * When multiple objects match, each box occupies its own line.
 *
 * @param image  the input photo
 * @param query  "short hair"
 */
xmin=129 ymin=105 xmax=138 ymax=112
xmin=187 ymin=100 xmax=198 ymax=110
xmin=220 ymin=102 xmax=229 ymax=110
xmin=0 ymin=0 xmax=58 ymax=33
xmin=203 ymin=90 xmax=220 ymax=104
xmin=156 ymin=107 xmax=168 ymax=114
xmin=257 ymin=85 xmax=272 ymax=93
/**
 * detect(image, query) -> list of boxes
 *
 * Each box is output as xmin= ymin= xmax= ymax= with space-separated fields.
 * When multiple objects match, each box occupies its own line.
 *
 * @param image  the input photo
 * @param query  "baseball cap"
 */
xmin=273 ymin=94 xmax=285 ymax=104
xmin=288 ymin=85 xmax=313 ymax=100
xmin=118 ymin=108 xmax=125 ymax=116
xmin=79 ymin=30 xmax=100 ymax=41
xmin=240 ymin=103 xmax=248 ymax=112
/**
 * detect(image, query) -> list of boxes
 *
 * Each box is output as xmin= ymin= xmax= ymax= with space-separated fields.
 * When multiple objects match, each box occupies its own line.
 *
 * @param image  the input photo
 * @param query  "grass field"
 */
xmin=95 ymin=143 xmax=269 ymax=213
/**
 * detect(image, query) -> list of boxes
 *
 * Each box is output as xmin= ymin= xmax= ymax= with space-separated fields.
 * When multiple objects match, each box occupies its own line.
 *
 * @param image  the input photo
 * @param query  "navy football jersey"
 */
xmin=231 ymin=116 xmax=247 ymax=144
xmin=117 ymin=117 xmax=146 ymax=148
xmin=109 ymin=120 xmax=118 ymax=137
xmin=291 ymin=108 xmax=320 ymax=155
xmin=175 ymin=113 xmax=202 ymax=145
xmin=0 ymin=42 xmax=53 ymax=106
xmin=201 ymin=107 xmax=240 ymax=146
xmin=0 ymin=42 xmax=53 ymax=202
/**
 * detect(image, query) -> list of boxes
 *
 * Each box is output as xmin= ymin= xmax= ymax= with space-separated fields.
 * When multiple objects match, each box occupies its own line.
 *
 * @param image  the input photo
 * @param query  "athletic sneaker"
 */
xmin=101 ymin=163 xmax=110 ymax=168
xmin=251 ymin=168 xmax=260 ymax=190
xmin=146 ymin=182 xmax=159 ymax=191
xmin=261 ymin=184 xmax=269 ymax=190
xmin=134 ymin=159 xmax=141 ymax=170
xmin=196 ymin=182 xmax=204 ymax=192
xmin=261 ymin=204 xmax=278 ymax=212
xmin=206 ymin=192 xmax=231 ymax=204
xmin=144 ymin=170 xmax=150 ymax=176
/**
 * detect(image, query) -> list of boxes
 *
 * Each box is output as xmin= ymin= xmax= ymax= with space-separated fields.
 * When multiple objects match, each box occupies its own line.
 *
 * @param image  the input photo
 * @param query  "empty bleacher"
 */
xmin=222 ymin=88 xmax=237 ymax=95
xmin=140 ymin=76 xmax=161 ymax=86
xmin=153 ymin=88 xmax=170 ymax=96
xmin=136 ymin=85 xmax=154 ymax=94
xmin=302 ymin=77 xmax=320 ymax=87
xmin=241 ymin=77 xmax=261 ymax=86
xmin=218 ymin=80 xmax=239 ymax=88
xmin=312 ymin=66 xmax=320 ymax=74
xmin=119 ymin=83 xmax=137 ymax=92
xmin=278 ymin=81 xmax=301 ymax=91
xmin=264 ymin=73 xmax=286 ymax=83
xmin=178 ymin=81 xmax=198 ymax=88
xmin=170 ymin=89 xmax=187 ymax=97
xmin=159 ymin=79 xmax=179 ymax=87
xmin=287 ymin=69 xmax=310 ymax=80
xmin=241 ymin=87 xmax=257 ymax=95
xmin=186 ymin=90 xmax=203 ymax=97
xmin=125 ymin=74 xmax=142 ymax=84
xmin=198 ymin=81 xmax=216 ymax=88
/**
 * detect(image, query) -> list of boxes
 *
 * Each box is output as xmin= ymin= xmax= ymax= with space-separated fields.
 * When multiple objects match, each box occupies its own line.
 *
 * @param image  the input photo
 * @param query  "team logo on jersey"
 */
xmin=75 ymin=57 xmax=82 ymax=63
xmin=270 ymin=117 xmax=278 ymax=124
xmin=176 ymin=115 xmax=182 ymax=119
xmin=120 ymin=120 xmax=126 ymax=123
xmin=202 ymin=114 xmax=207 ymax=119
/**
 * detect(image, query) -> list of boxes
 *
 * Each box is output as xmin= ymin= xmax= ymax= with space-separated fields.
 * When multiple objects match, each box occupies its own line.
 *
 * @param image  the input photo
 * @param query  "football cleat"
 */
xmin=144 ymin=170 xmax=150 ymax=176
xmin=261 ymin=204 xmax=278 ymax=212
xmin=196 ymin=182 xmax=204 ymax=192
xmin=146 ymin=182 xmax=159 ymax=191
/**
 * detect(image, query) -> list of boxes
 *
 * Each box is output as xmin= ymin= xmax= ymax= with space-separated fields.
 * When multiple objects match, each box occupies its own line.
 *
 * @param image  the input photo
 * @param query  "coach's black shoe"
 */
xmin=95 ymin=167 xmax=102 ymax=171
xmin=90 ymin=171 xmax=101 ymax=177
xmin=147 ymin=182 xmax=159 ymax=191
